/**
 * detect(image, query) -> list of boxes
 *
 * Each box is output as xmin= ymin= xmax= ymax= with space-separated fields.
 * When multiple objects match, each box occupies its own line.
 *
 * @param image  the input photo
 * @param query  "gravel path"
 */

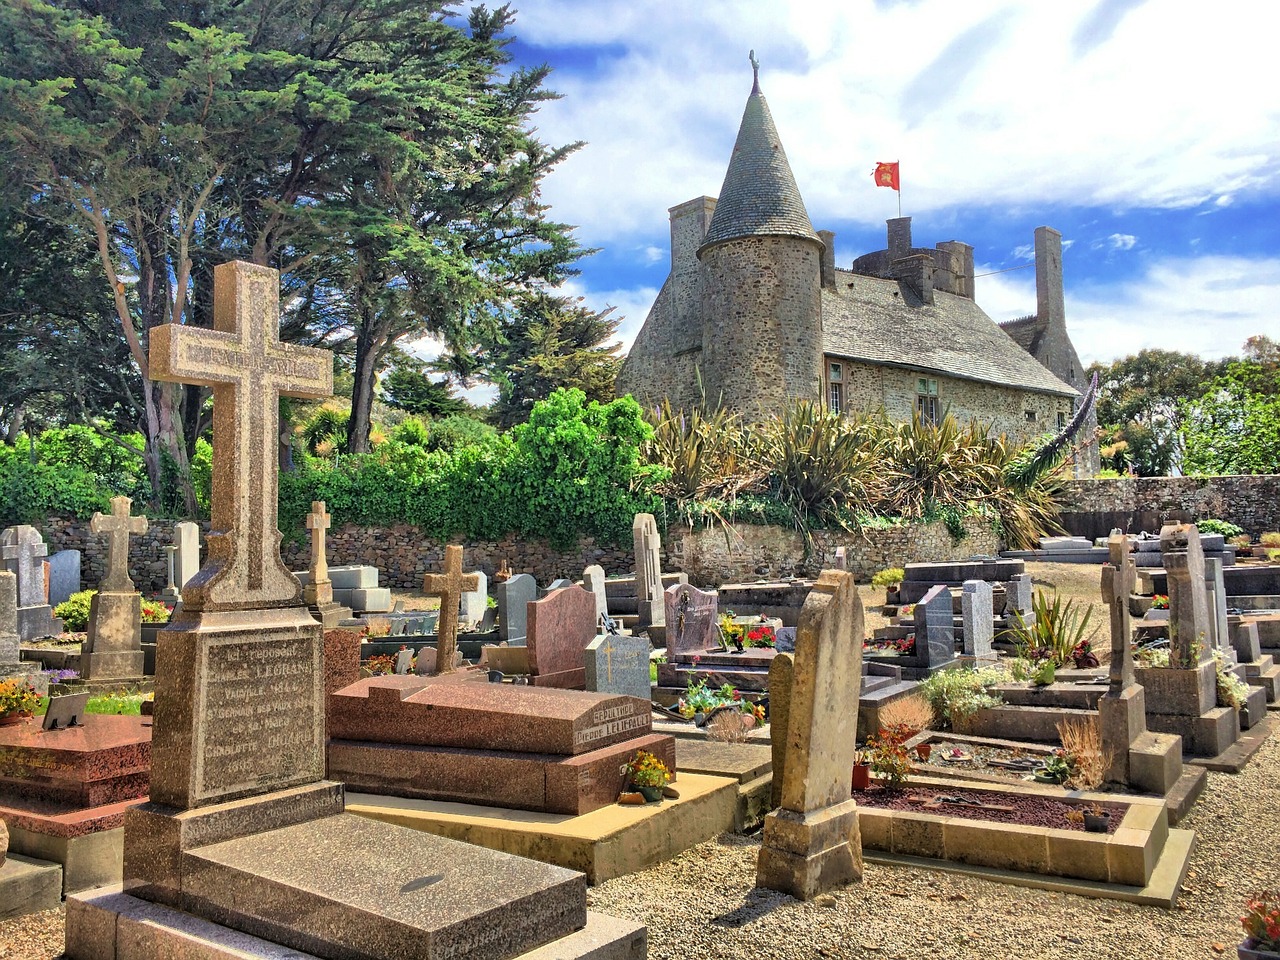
xmin=4 ymin=731 xmax=1275 ymax=959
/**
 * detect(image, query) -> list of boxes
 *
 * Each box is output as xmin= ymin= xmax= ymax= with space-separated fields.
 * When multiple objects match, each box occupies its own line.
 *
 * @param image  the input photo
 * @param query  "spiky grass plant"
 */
xmin=1001 ymin=590 xmax=1096 ymax=667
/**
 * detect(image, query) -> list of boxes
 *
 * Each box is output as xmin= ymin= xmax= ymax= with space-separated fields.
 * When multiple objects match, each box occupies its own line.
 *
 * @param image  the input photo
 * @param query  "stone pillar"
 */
xmin=757 ymin=571 xmax=863 ymax=900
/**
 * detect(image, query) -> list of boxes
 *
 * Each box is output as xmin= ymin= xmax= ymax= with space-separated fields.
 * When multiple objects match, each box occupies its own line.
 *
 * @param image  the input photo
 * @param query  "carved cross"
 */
xmin=0 ymin=526 xmax=48 ymax=607
xmin=89 ymin=496 xmax=148 ymax=593
xmin=1100 ymin=533 xmax=1135 ymax=689
xmin=306 ymin=501 xmax=331 ymax=584
xmin=149 ymin=261 xmax=332 ymax=612
xmin=422 ymin=544 xmax=479 ymax=673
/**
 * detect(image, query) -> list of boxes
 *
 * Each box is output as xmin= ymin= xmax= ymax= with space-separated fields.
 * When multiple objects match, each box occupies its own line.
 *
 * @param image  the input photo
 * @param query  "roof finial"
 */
xmin=749 ymin=49 xmax=760 ymax=94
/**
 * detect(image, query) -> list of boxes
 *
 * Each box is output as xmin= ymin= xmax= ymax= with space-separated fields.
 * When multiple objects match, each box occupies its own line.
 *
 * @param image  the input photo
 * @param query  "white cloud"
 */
xmin=1097 ymin=232 xmax=1137 ymax=251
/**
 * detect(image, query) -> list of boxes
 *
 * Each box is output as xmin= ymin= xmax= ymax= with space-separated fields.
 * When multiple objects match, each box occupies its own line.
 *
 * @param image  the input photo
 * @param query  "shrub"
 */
xmin=54 ymin=590 xmax=96 ymax=631
xmin=1056 ymin=716 xmax=1114 ymax=790
xmin=1261 ymin=532 xmax=1280 ymax=548
xmin=1229 ymin=534 xmax=1253 ymax=549
xmin=871 ymin=568 xmax=905 ymax=588
xmin=140 ymin=598 xmax=172 ymax=623
xmin=1215 ymin=651 xmax=1251 ymax=710
xmin=876 ymin=692 xmax=934 ymax=734
xmin=424 ymin=414 xmax=497 ymax=453
xmin=866 ymin=730 xmax=912 ymax=789
xmin=916 ymin=667 xmax=1006 ymax=729
xmin=1196 ymin=519 xmax=1244 ymax=538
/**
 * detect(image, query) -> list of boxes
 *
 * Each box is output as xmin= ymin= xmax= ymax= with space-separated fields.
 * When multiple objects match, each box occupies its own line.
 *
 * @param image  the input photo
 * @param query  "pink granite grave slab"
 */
xmin=329 ymin=678 xmax=652 ymax=756
xmin=526 ymin=584 xmax=598 ymax=688
xmin=0 ymin=714 xmax=151 ymax=808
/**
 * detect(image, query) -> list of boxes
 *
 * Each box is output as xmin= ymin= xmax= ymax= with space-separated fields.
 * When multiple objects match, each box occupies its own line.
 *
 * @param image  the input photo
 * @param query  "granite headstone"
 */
xmin=584 ymin=632 xmax=651 ymax=700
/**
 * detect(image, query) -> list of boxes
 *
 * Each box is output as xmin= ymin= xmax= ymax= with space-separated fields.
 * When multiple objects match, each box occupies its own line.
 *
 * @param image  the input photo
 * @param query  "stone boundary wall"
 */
xmin=1055 ymin=475 xmax=1280 ymax=540
xmin=35 ymin=514 xmax=999 ymax=595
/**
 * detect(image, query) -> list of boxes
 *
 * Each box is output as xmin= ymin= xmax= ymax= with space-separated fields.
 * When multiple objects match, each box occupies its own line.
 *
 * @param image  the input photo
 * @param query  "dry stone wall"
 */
xmin=1055 ymin=475 xmax=1280 ymax=540
xmin=37 ymin=513 xmax=998 ymax=594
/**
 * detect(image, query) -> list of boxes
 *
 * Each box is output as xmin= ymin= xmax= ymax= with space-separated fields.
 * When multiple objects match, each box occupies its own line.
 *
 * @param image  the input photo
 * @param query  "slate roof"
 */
xmin=822 ymin=274 xmax=1077 ymax=397
xmin=698 ymin=85 xmax=819 ymax=255
xmin=998 ymin=315 xmax=1046 ymax=355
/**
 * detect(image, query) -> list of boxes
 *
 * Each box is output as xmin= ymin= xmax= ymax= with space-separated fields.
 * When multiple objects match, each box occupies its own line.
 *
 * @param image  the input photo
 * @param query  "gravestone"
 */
xmin=497 ymin=573 xmax=536 ymax=644
xmin=76 ymin=260 xmax=623 ymax=960
xmin=1205 ymin=557 xmax=1232 ymax=662
xmin=832 ymin=546 xmax=847 ymax=571
xmin=582 ymin=564 xmax=609 ymax=624
xmin=302 ymin=500 xmax=351 ymax=628
xmin=546 ymin=578 xmax=574 ymax=592
xmin=422 ymin=544 xmax=479 ymax=674
xmin=394 ymin=648 xmax=413 ymax=675
xmin=757 ymin=570 xmax=863 ymax=900
xmin=1007 ymin=573 xmax=1033 ymax=616
xmin=413 ymin=646 xmax=437 ymax=676
xmin=633 ymin=513 xmax=664 ymax=630
xmin=460 ymin=570 xmax=488 ymax=627
xmin=768 ymin=652 xmax=794 ymax=809
xmin=914 ymin=585 xmax=956 ymax=667
xmin=584 ymin=633 xmax=651 ymax=700
xmin=1161 ymin=523 xmax=1214 ymax=665
xmin=526 ymin=583 xmax=599 ymax=688
xmin=47 ymin=550 xmax=81 ymax=608
xmin=0 ymin=525 xmax=61 ymax=641
xmin=173 ymin=520 xmax=201 ymax=589
xmin=0 ymin=571 xmax=22 ymax=678
xmin=82 ymin=496 xmax=147 ymax=681
xmin=960 ymin=580 xmax=995 ymax=661
xmin=664 ymin=582 xmax=719 ymax=657
xmin=161 ymin=545 xmax=181 ymax=601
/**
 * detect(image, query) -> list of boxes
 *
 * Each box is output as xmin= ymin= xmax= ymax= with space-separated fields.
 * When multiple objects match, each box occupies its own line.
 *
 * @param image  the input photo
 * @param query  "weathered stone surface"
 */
xmin=584 ymin=633 xmax=651 ymax=701
xmin=82 ymin=592 xmax=144 ymax=681
xmin=582 ymin=564 xmax=609 ymax=623
xmin=1007 ymin=573 xmax=1033 ymax=614
xmin=768 ymin=652 xmax=794 ymax=810
xmin=91 ymin=497 xmax=147 ymax=593
xmin=664 ymin=582 xmax=719 ymax=657
xmin=526 ymin=583 xmax=599 ymax=689
xmin=0 ymin=572 xmax=19 ymax=673
xmin=757 ymin=570 xmax=863 ymax=899
xmin=1205 ymin=557 xmax=1230 ymax=657
xmin=421 ymin=545 xmax=479 ymax=674
xmin=1160 ymin=523 xmax=1214 ymax=664
xmin=1102 ymin=533 xmax=1136 ymax=689
xmin=497 ymin=573 xmax=536 ymax=644
xmin=330 ymin=678 xmax=653 ymax=756
xmin=1 ymin=526 xmax=48 ymax=607
xmin=302 ymin=502 xmax=351 ymax=627
xmin=633 ymin=514 xmax=664 ymax=628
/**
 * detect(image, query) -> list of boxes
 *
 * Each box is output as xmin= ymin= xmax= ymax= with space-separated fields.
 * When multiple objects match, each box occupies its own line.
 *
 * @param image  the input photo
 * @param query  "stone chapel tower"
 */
xmin=695 ymin=64 xmax=824 ymax=416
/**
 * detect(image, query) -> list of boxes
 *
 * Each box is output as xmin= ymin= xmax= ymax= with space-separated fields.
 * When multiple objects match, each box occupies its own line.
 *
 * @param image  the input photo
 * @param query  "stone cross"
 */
xmin=422 ymin=544 xmax=479 ymax=673
xmin=90 ymin=495 xmax=148 ymax=593
xmin=149 ymin=261 xmax=332 ymax=612
xmin=1 ymin=525 xmax=48 ymax=607
xmin=306 ymin=501 xmax=331 ymax=585
xmin=1100 ymin=533 xmax=1135 ymax=689
xmin=632 ymin=513 xmax=664 ymax=628
xmin=1159 ymin=523 xmax=1213 ymax=666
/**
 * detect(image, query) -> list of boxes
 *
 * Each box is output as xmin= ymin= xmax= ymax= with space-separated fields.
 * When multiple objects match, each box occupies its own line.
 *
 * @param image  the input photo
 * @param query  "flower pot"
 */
xmin=915 ymin=743 xmax=932 ymax=762
xmin=0 ymin=712 xmax=31 ymax=727
xmin=1033 ymin=771 xmax=1064 ymax=785
xmin=851 ymin=764 xmax=872 ymax=791
xmin=636 ymin=785 xmax=664 ymax=803
xmin=1082 ymin=811 xmax=1111 ymax=833
xmin=1238 ymin=939 xmax=1280 ymax=960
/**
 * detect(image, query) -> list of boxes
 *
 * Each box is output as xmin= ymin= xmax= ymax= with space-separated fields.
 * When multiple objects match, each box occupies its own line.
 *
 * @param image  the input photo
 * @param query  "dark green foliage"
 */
xmin=381 ymin=358 xmax=467 ymax=418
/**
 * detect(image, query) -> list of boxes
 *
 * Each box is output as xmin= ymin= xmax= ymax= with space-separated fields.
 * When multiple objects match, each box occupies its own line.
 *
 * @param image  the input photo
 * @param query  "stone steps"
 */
xmin=1244 ymin=658 xmax=1280 ymax=701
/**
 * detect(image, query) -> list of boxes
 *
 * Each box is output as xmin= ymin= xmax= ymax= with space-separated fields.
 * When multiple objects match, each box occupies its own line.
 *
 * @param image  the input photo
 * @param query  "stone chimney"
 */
xmin=669 ymin=197 xmax=717 ymax=309
xmin=818 ymin=230 xmax=836 ymax=289
xmin=936 ymin=240 xmax=974 ymax=300
xmin=1035 ymin=226 xmax=1065 ymax=326
xmin=892 ymin=253 xmax=934 ymax=306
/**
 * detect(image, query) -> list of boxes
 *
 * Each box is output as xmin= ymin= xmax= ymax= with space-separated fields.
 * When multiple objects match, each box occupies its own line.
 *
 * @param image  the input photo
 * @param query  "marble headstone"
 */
xmin=582 ymin=564 xmax=609 ymax=623
xmin=960 ymin=580 xmax=994 ymax=661
xmin=1007 ymin=573 xmax=1033 ymax=615
xmin=525 ymin=583 xmax=598 ymax=688
xmin=174 ymin=520 xmax=201 ymax=589
xmin=664 ymin=582 xmax=719 ymax=657
xmin=460 ymin=570 xmax=488 ymax=627
xmin=632 ymin=513 xmax=664 ymax=629
xmin=497 ymin=573 xmax=536 ymax=645
xmin=584 ymin=633 xmax=651 ymax=701
xmin=47 ymin=550 xmax=81 ymax=608
xmin=1 ymin=525 xmax=62 ymax=641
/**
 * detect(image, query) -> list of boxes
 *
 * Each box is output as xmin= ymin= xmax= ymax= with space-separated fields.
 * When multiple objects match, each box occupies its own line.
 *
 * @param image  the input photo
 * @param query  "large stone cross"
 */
xmin=306 ymin=501 xmax=331 ymax=584
xmin=0 ymin=525 xmax=48 ymax=607
xmin=1100 ymin=533 xmax=1135 ymax=689
xmin=422 ymin=544 xmax=479 ymax=673
xmin=149 ymin=261 xmax=332 ymax=612
xmin=91 ymin=495 xmax=148 ymax=593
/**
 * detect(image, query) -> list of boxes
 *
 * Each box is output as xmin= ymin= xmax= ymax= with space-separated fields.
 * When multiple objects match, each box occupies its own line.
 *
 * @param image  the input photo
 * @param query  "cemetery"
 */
xmin=1 ymin=7 xmax=1279 ymax=960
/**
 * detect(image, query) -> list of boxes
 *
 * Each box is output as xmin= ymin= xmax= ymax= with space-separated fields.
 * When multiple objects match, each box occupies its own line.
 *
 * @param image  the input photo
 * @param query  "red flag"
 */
xmin=872 ymin=161 xmax=900 ymax=191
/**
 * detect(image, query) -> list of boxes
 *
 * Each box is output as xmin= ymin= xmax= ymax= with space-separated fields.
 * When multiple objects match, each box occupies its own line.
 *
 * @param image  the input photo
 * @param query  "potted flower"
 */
xmin=1240 ymin=890 xmax=1280 ymax=959
xmin=851 ymin=750 xmax=872 ymax=791
xmin=0 ymin=679 xmax=41 ymax=726
xmin=872 ymin=568 xmax=905 ymax=606
xmin=626 ymin=750 xmax=672 ymax=802
xmin=1082 ymin=803 xmax=1111 ymax=833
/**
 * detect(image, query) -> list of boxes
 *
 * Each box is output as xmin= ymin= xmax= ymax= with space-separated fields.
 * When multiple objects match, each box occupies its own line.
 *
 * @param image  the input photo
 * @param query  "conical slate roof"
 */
xmin=698 ymin=79 xmax=819 ymax=256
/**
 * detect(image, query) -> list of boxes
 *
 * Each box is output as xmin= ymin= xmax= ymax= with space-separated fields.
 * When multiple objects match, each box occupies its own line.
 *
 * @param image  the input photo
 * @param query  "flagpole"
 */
xmin=897 ymin=160 xmax=902 ymax=218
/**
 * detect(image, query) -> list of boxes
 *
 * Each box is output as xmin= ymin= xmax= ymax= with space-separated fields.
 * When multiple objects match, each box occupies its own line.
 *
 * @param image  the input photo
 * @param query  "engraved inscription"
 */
xmin=574 ymin=702 xmax=647 ymax=749
xmin=196 ymin=636 xmax=320 ymax=799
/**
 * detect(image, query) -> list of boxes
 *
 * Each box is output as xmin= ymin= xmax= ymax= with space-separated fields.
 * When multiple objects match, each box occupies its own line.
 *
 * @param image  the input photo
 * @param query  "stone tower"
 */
xmin=696 ymin=66 xmax=824 ymax=416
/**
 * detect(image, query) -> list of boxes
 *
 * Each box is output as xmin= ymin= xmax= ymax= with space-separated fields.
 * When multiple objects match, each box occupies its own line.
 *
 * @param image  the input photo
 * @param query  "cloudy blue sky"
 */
xmin=427 ymin=1 xmax=1279 ymax=394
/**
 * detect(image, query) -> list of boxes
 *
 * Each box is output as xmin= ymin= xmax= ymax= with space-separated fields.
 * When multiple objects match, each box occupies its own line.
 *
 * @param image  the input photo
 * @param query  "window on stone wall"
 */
xmin=829 ymin=361 xmax=842 ymax=382
xmin=1025 ymin=410 xmax=1036 ymax=422
xmin=1058 ymin=411 xmax=1067 ymax=429
xmin=829 ymin=382 xmax=843 ymax=414
xmin=916 ymin=377 xmax=939 ymax=425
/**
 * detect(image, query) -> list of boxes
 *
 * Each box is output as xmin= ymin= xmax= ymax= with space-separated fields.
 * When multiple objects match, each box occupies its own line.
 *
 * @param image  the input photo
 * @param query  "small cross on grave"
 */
xmin=422 ymin=544 xmax=479 ymax=673
xmin=149 ymin=261 xmax=332 ymax=612
xmin=1101 ymin=533 xmax=1136 ymax=689
xmin=90 ymin=495 xmax=148 ymax=593
xmin=306 ymin=501 xmax=330 ymax=584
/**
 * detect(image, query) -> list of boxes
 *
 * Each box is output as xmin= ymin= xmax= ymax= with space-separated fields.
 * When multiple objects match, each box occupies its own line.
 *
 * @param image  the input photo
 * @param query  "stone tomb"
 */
xmin=328 ymin=676 xmax=673 ymax=815
xmin=525 ymin=584 xmax=600 ymax=688
xmin=1 ymin=525 xmax=62 ymax=642
xmin=68 ymin=261 xmax=641 ymax=960
xmin=757 ymin=571 xmax=863 ymax=900
xmin=584 ymin=632 xmax=652 ymax=701
xmin=81 ymin=496 xmax=147 ymax=682
xmin=866 ymin=585 xmax=958 ymax=681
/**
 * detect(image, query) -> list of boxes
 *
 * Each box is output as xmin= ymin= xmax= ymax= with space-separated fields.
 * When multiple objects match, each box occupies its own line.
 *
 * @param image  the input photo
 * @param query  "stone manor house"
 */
xmin=616 ymin=71 xmax=1099 ymax=475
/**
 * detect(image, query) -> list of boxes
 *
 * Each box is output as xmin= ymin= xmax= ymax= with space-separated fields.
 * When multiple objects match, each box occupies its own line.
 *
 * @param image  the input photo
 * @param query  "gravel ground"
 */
xmin=4 ymin=732 xmax=1276 ymax=960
